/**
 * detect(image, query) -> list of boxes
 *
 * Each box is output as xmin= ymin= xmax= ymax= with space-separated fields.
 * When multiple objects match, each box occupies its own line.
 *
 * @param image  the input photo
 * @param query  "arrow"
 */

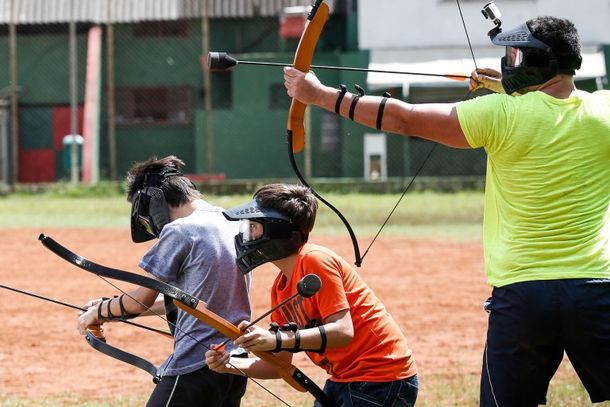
xmin=205 ymin=51 xmax=471 ymax=81
xmin=0 ymin=283 xmax=172 ymax=338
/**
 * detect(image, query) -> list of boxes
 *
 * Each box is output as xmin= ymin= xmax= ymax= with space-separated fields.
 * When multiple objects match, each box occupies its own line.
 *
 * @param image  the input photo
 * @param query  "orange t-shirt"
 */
xmin=271 ymin=243 xmax=417 ymax=382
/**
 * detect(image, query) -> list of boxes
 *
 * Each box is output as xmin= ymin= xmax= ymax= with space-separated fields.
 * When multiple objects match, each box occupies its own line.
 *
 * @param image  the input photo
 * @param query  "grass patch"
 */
xmin=416 ymin=362 xmax=610 ymax=407
xmin=0 ymin=191 xmax=484 ymax=239
xmin=5 ymin=367 xmax=610 ymax=406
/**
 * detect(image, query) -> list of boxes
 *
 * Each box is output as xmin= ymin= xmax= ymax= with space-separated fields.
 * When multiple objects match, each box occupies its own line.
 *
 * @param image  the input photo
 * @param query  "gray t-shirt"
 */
xmin=139 ymin=200 xmax=251 ymax=376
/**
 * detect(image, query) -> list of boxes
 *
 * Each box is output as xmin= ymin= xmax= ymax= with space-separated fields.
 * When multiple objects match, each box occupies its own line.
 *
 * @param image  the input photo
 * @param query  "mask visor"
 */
xmin=239 ymin=219 xmax=254 ymax=243
xmin=505 ymin=46 xmax=524 ymax=68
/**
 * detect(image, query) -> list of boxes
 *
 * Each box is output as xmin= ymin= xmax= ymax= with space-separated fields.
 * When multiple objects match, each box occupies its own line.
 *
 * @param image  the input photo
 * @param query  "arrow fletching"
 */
xmin=444 ymin=73 xmax=470 ymax=81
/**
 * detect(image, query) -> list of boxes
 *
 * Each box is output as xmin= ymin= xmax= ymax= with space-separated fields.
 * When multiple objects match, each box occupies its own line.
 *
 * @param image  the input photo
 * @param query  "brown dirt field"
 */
xmin=0 ymin=228 xmax=490 ymax=405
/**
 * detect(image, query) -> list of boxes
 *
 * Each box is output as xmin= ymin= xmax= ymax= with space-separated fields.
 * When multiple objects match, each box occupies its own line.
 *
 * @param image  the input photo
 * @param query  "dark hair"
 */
xmin=126 ymin=155 xmax=200 ymax=206
xmin=253 ymin=184 xmax=317 ymax=239
xmin=526 ymin=16 xmax=581 ymax=74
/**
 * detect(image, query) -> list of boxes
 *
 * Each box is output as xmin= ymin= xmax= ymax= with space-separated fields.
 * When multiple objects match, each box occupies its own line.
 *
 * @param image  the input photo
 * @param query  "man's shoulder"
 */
xmin=591 ymin=89 xmax=610 ymax=101
xmin=456 ymin=92 xmax=512 ymax=115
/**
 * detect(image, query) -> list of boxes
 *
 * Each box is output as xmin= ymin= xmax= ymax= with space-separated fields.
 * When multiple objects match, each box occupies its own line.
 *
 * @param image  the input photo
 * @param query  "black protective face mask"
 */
xmin=233 ymin=220 xmax=303 ymax=274
xmin=489 ymin=23 xmax=558 ymax=94
xmin=500 ymin=53 xmax=558 ymax=94
xmin=130 ymin=186 xmax=171 ymax=243
xmin=130 ymin=167 xmax=181 ymax=243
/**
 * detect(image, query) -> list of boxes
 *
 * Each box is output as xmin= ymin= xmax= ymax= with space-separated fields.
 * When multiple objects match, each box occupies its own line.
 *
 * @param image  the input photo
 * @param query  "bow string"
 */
xmin=286 ymin=0 xmax=479 ymax=267
xmin=286 ymin=0 xmax=363 ymax=267
xmin=0 ymin=282 xmax=167 ymax=382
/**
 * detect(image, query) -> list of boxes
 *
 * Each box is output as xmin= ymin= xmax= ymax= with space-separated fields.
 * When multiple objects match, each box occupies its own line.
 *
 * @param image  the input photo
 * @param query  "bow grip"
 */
xmin=287 ymin=104 xmax=306 ymax=153
xmin=86 ymin=325 xmax=106 ymax=342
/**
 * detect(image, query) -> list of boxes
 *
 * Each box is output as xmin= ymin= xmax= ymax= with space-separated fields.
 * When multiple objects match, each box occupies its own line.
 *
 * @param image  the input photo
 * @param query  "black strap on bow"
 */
xmin=86 ymin=328 xmax=161 ymax=383
xmin=0 ymin=283 xmax=166 ymax=382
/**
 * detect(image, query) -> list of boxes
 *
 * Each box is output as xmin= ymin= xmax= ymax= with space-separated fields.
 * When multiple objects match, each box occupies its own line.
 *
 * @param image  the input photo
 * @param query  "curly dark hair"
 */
xmin=526 ymin=16 xmax=581 ymax=74
xmin=253 ymin=183 xmax=317 ymax=240
xmin=126 ymin=155 xmax=200 ymax=206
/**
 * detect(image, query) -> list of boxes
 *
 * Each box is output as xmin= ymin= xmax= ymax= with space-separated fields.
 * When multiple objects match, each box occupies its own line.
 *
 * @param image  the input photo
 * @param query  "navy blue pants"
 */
xmin=313 ymin=375 xmax=418 ymax=407
xmin=146 ymin=364 xmax=247 ymax=407
xmin=481 ymin=279 xmax=610 ymax=407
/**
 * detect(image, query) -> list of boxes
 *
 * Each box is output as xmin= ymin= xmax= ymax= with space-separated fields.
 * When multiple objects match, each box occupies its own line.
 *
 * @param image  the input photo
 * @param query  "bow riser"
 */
xmin=287 ymin=1 xmax=329 ymax=153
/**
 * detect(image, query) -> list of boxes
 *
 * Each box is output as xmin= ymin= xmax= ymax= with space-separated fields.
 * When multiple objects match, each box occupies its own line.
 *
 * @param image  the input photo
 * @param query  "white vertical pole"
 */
xmin=69 ymin=0 xmax=79 ymax=184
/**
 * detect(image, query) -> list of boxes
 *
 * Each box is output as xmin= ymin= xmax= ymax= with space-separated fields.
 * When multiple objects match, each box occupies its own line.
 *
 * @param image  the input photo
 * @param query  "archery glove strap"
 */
xmin=117 ymin=294 xmax=140 ymax=321
xmin=349 ymin=84 xmax=366 ymax=121
xmin=335 ymin=84 xmax=348 ymax=114
xmin=106 ymin=296 xmax=118 ymax=320
xmin=97 ymin=296 xmax=110 ymax=322
xmin=269 ymin=322 xmax=282 ymax=352
xmin=317 ymin=325 xmax=327 ymax=354
xmin=269 ymin=322 xmax=327 ymax=354
xmin=376 ymin=91 xmax=392 ymax=130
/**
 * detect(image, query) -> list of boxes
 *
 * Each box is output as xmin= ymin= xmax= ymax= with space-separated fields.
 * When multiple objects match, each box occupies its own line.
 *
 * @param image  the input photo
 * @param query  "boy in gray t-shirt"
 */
xmin=77 ymin=156 xmax=251 ymax=407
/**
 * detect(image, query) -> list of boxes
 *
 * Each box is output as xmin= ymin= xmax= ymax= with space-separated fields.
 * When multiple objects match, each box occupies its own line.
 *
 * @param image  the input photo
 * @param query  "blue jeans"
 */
xmin=314 ymin=375 xmax=418 ymax=407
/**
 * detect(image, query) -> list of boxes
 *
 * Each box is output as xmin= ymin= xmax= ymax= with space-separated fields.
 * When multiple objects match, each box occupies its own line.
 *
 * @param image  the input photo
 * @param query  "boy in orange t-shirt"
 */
xmin=205 ymin=183 xmax=418 ymax=406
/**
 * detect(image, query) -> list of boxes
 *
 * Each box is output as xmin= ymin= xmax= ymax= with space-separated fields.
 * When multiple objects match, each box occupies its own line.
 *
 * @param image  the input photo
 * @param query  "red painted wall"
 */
xmin=18 ymin=106 xmax=83 ymax=183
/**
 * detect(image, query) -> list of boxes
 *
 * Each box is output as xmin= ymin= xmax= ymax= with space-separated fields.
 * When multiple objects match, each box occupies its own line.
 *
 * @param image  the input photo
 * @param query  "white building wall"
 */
xmin=359 ymin=0 xmax=609 ymax=86
xmin=359 ymin=0 xmax=610 ymax=51
xmin=0 ymin=0 xmax=337 ymax=24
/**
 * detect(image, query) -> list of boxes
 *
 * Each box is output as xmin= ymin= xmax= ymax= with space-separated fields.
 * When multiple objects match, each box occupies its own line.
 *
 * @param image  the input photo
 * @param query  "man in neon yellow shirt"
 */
xmin=284 ymin=14 xmax=610 ymax=407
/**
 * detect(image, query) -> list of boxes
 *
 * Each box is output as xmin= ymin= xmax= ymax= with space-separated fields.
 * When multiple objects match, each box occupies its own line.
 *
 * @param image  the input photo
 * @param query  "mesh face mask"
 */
xmin=224 ymin=200 xmax=304 ymax=274
xmin=487 ymin=23 xmax=558 ymax=94
xmin=130 ymin=167 xmax=181 ymax=243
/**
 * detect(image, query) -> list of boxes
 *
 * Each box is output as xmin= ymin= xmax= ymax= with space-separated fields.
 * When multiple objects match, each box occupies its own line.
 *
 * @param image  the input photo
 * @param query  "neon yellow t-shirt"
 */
xmin=456 ymin=90 xmax=610 ymax=287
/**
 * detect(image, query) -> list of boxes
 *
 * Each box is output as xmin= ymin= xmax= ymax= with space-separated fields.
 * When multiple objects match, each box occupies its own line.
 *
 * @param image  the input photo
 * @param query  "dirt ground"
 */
xmin=0 ymin=228 xmax=489 ymax=405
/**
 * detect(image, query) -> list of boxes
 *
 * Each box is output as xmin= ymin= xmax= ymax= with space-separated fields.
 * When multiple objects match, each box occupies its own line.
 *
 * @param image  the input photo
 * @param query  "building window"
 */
xmin=132 ymin=20 xmax=188 ymax=37
xmin=115 ymin=86 xmax=191 ymax=125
